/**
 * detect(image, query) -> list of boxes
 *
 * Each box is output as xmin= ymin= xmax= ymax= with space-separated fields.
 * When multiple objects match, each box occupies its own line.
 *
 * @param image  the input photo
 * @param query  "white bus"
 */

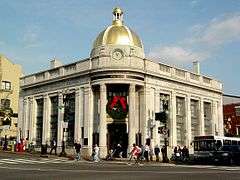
xmin=193 ymin=135 xmax=240 ymax=161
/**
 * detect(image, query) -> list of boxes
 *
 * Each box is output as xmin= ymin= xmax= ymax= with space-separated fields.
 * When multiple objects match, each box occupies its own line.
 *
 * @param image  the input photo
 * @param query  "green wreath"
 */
xmin=106 ymin=96 xmax=129 ymax=119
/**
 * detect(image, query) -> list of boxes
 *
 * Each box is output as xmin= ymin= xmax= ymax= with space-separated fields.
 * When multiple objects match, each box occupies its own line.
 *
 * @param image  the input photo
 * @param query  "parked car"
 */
xmin=211 ymin=145 xmax=240 ymax=165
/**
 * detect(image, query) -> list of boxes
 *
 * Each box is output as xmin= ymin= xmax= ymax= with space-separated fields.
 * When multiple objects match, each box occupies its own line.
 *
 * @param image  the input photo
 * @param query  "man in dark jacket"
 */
xmin=154 ymin=145 xmax=160 ymax=162
xmin=74 ymin=141 xmax=82 ymax=161
xmin=50 ymin=139 xmax=57 ymax=155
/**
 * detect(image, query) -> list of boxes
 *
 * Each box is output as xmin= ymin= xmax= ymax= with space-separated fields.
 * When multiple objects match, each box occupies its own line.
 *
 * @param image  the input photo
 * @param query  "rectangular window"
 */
xmin=1 ymin=99 xmax=10 ymax=108
xmin=176 ymin=97 xmax=185 ymax=116
xmin=81 ymin=127 xmax=84 ymax=138
xmin=1 ymin=81 xmax=11 ymax=90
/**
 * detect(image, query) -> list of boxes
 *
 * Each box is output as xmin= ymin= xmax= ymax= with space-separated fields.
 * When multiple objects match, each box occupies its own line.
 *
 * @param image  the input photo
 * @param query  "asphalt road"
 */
xmin=0 ymin=152 xmax=240 ymax=180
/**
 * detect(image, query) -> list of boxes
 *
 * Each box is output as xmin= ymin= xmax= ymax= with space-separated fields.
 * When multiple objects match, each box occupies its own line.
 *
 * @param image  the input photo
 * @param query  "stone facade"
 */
xmin=18 ymin=8 xmax=223 ymax=158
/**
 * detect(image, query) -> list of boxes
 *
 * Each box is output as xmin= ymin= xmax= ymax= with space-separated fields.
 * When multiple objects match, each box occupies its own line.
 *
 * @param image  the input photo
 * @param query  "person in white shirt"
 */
xmin=93 ymin=144 xmax=99 ymax=162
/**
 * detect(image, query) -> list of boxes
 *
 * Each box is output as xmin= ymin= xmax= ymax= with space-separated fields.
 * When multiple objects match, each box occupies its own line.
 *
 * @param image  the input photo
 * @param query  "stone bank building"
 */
xmin=18 ymin=8 xmax=224 ymax=158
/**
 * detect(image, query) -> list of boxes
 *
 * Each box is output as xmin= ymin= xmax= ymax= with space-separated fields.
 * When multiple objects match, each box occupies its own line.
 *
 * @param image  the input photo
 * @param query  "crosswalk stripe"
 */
xmin=178 ymin=164 xmax=240 ymax=171
xmin=0 ymin=158 xmax=71 ymax=165
xmin=0 ymin=160 xmax=18 ymax=164
xmin=17 ymin=158 xmax=48 ymax=164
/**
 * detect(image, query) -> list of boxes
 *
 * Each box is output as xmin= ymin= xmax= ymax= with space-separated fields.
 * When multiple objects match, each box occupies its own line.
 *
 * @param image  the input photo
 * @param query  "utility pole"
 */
xmin=59 ymin=92 xmax=69 ymax=157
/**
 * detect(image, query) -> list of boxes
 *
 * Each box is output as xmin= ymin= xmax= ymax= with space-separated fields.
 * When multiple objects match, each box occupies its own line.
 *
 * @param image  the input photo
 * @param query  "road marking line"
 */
xmin=0 ymin=166 xmax=240 ymax=174
xmin=0 ymin=160 xmax=18 ymax=164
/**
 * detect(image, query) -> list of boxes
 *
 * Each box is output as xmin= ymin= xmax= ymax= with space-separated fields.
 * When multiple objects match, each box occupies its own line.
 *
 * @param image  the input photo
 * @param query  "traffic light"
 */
xmin=155 ymin=111 xmax=167 ymax=123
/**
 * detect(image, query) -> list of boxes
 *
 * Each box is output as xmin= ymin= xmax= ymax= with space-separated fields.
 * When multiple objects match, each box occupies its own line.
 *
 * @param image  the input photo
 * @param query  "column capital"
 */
xmin=29 ymin=97 xmax=35 ymax=104
xmin=100 ymin=83 xmax=107 ymax=92
xmin=129 ymin=83 xmax=136 ymax=92
xmin=23 ymin=98 xmax=28 ymax=104
xmin=43 ymin=93 xmax=49 ymax=99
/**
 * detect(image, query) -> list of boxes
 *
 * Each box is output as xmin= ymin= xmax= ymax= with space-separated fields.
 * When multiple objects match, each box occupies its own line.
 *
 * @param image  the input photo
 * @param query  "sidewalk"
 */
xmin=0 ymin=150 xmax=69 ymax=160
xmin=0 ymin=151 xmax=177 ymax=167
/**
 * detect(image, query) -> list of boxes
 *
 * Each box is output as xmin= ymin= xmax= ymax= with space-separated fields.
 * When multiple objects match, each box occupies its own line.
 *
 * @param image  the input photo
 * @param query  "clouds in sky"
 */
xmin=148 ymin=13 xmax=240 ymax=65
xmin=22 ymin=25 xmax=41 ymax=49
xmin=148 ymin=46 xmax=207 ymax=64
xmin=188 ymin=14 xmax=240 ymax=47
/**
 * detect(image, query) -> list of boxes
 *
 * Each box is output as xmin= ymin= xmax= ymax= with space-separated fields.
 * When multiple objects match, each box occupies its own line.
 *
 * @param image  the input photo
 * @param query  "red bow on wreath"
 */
xmin=110 ymin=96 xmax=127 ymax=111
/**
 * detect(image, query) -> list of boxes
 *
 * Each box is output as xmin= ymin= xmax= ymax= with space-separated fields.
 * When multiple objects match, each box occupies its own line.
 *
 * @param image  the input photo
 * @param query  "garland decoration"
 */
xmin=106 ymin=96 xmax=129 ymax=119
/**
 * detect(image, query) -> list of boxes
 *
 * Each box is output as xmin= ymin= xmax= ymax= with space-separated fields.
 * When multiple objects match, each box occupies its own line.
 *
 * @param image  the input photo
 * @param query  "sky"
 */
xmin=0 ymin=0 xmax=240 ymax=95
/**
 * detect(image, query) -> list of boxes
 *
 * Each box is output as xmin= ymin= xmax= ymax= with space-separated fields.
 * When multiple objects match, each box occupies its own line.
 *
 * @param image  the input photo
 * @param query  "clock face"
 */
xmin=112 ymin=49 xmax=123 ymax=60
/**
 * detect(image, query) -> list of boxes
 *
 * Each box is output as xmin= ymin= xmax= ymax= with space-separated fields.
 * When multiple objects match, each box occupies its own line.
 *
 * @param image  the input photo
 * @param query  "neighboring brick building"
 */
xmin=223 ymin=95 xmax=240 ymax=137
xmin=0 ymin=55 xmax=22 ymax=140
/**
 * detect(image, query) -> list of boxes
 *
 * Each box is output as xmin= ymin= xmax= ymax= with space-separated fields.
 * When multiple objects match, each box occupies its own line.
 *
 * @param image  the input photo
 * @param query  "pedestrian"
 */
xmin=144 ymin=144 xmax=150 ymax=162
xmin=93 ymin=144 xmax=99 ymax=162
xmin=131 ymin=143 xmax=142 ymax=164
xmin=115 ymin=144 xmax=123 ymax=158
xmin=161 ymin=145 xmax=168 ymax=163
xmin=149 ymin=145 xmax=154 ymax=161
xmin=177 ymin=146 xmax=182 ymax=156
xmin=74 ymin=141 xmax=81 ymax=161
xmin=182 ymin=146 xmax=189 ymax=161
xmin=25 ymin=138 xmax=29 ymax=152
xmin=154 ymin=144 xmax=160 ymax=162
xmin=50 ymin=139 xmax=57 ymax=155
xmin=3 ymin=140 xmax=7 ymax=151
xmin=173 ymin=146 xmax=180 ymax=160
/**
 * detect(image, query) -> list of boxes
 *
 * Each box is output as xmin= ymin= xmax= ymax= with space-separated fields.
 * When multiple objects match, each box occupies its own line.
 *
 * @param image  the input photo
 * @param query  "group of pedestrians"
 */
xmin=129 ymin=143 xmax=169 ymax=163
xmin=6 ymin=137 xmax=190 ymax=164
xmin=172 ymin=145 xmax=189 ymax=161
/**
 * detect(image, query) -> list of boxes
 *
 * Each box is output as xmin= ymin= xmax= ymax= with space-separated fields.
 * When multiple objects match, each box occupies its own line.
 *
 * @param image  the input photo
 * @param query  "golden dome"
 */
xmin=93 ymin=7 xmax=143 ymax=49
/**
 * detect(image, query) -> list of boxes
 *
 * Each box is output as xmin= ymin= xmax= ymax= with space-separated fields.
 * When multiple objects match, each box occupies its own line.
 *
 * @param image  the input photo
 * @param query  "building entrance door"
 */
xmin=107 ymin=123 xmax=128 ymax=158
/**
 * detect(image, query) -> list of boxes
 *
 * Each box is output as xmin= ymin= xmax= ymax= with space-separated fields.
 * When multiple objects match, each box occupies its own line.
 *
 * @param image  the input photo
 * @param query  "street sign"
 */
xmin=62 ymin=121 xmax=68 ymax=129
xmin=162 ymin=127 xmax=168 ymax=135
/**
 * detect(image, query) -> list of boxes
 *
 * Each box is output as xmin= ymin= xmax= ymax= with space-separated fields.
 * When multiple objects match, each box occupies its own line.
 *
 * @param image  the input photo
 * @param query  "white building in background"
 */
xmin=18 ymin=8 xmax=224 ymax=158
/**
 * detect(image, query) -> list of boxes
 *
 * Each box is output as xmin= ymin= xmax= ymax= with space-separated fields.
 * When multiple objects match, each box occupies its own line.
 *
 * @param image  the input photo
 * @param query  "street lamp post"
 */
xmin=59 ymin=127 xmax=67 ymax=157
xmin=59 ymin=92 xmax=69 ymax=157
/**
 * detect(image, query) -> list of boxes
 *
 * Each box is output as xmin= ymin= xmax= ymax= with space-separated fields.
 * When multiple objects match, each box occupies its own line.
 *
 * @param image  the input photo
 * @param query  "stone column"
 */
xmin=74 ymin=88 xmax=83 ymax=143
xmin=57 ymin=92 xmax=64 ymax=148
xmin=153 ymin=90 xmax=160 ymax=147
xmin=42 ymin=94 xmax=51 ymax=145
xmin=83 ymin=86 xmax=94 ymax=157
xmin=186 ymin=94 xmax=192 ymax=147
xmin=141 ymin=86 xmax=150 ymax=145
xmin=170 ymin=91 xmax=177 ymax=147
xmin=199 ymin=98 xmax=205 ymax=135
xmin=99 ymin=83 xmax=107 ymax=158
xmin=139 ymin=87 xmax=146 ymax=146
xmin=218 ymin=98 xmax=224 ymax=136
xmin=128 ymin=84 xmax=136 ymax=149
xmin=22 ymin=97 xmax=28 ymax=139
xmin=28 ymin=97 xmax=36 ymax=143
xmin=212 ymin=101 xmax=218 ymax=135
xmin=17 ymin=97 xmax=24 ymax=141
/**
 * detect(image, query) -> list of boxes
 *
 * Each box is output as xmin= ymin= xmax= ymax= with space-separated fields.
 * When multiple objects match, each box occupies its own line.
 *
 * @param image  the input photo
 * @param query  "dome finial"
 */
xmin=112 ymin=7 xmax=123 ymax=26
